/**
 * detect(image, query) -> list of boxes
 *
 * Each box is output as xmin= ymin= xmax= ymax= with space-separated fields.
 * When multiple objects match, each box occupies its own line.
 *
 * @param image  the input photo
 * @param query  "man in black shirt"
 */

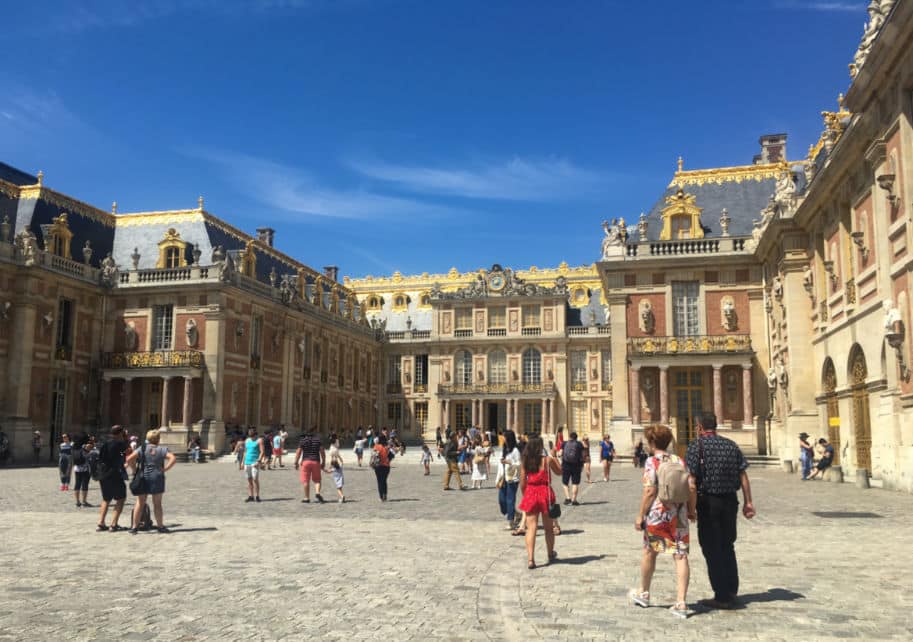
xmin=97 ymin=425 xmax=128 ymax=532
xmin=685 ymin=412 xmax=756 ymax=609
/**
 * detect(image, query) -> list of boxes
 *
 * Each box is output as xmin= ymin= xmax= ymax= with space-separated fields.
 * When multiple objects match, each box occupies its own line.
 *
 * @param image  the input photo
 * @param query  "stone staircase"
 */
xmin=745 ymin=455 xmax=781 ymax=468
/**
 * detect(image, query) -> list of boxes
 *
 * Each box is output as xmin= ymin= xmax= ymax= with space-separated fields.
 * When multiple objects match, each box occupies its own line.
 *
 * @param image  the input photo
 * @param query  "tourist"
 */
xmin=188 ymin=435 xmax=202 ymax=463
xmin=420 ymin=443 xmax=433 ymax=476
xmin=233 ymin=436 xmax=244 ymax=471
xmin=295 ymin=429 xmax=326 ymax=503
xmin=279 ymin=426 xmax=288 ymax=467
xmin=458 ymin=429 xmax=470 ymax=474
xmin=372 ymin=434 xmax=392 ymax=501
xmin=435 ymin=427 xmax=444 ymax=458
xmin=518 ymin=435 xmax=561 ymax=569
xmin=633 ymin=440 xmax=646 ymax=467
xmin=471 ymin=437 xmax=489 ymax=489
xmin=442 ymin=432 xmax=467 ymax=491
xmin=806 ymin=437 xmax=834 ymax=481
xmin=560 ymin=431 xmax=585 ymax=506
xmin=629 ymin=424 xmax=696 ymax=619
xmin=798 ymin=432 xmax=814 ymax=480
xmin=58 ymin=433 xmax=73 ymax=491
xmin=72 ymin=438 xmax=92 ymax=508
xmin=582 ymin=436 xmax=592 ymax=483
xmin=600 ymin=434 xmax=616 ymax=481
xmin=326 ymin=433 xmax=345 ymax=503
xmin=32 ymin=430 xmax=42 ymax=466
xmin=96 ymin=425 xmax=128 ymax=532
xmin=353 ymin=434 xmax=367 ymax=466
xmin=272 ymin=430 xmax=285 ymax=468
xmin=686 ymin=412 xmax=755 ymax=610
xmin=497 ymin=430 xmax=522 ymax=531
xmin=126 ymin=429 xmax=176 ymax=534
xmin=242 ymin=427 xmax=263 ymax=503
xmin=261 ymin=430 xmax=273 ymax=469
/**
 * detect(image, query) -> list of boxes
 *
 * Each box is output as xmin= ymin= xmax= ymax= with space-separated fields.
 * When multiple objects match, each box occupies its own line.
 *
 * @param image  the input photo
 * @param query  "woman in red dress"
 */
xmin=518 ymin=435 xmax=563 ymax=569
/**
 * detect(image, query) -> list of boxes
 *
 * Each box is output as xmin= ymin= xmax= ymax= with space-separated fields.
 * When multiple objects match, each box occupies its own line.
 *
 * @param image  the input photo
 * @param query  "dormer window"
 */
xmin=366 ymin=296 xmax=383 ymax=311
xmin=659 ymin=188 xmax=704 ymax=241
xmin=392 ymin=293 xmax=409 ymax=311
xmin=156 ymin=228 xmax=188 ymax=268
xmin=165 ymin=246 xmax=181 ymax=268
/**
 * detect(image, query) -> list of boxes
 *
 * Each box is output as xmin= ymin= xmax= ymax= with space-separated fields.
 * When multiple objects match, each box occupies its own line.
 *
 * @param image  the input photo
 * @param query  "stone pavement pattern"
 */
xmin=0 ymin=452 xmax=911 ymax=641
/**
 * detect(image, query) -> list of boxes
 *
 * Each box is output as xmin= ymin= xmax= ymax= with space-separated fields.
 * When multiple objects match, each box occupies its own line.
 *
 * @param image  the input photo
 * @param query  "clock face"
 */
xmin=489 ymin=274 xmax=505 ymax=291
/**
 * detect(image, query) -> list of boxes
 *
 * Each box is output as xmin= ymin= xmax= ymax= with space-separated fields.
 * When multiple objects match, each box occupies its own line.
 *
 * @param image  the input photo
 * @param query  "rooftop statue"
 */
xmin=601 ymin=218 xmax=626 ymax=259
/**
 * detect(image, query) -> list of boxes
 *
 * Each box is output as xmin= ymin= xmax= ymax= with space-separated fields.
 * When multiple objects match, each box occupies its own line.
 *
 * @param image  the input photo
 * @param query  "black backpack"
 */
xmin=72 ymin=447 xmax=86 ymax=467
xmin=563 ymin=441 xmax=583 ymax=465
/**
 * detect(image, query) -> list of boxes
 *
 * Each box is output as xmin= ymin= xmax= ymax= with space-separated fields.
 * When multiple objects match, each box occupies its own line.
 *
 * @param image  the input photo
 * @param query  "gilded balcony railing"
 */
xmin=627 ymin=335 xmax=752 ymax=356
xmin=438 ymin=382 xmax=557 ymax=395
xmin=102 ymin=350 xmax=203 ymax=369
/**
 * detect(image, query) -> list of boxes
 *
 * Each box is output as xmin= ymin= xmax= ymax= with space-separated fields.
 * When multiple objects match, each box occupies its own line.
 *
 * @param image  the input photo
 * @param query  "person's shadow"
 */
xmin=693 ymin=588 xmax=805 ymax=613
xmin=554 ymin=554 xmax=606 ymax=565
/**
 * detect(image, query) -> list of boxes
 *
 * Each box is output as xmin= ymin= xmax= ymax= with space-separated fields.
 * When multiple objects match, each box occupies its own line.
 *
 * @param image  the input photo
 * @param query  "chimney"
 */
xmin=754 ymin=134 xmax=787 ymax=165
xmin=256 ymin=227 xmax=275 ymax=247
xmin=323 ymin=265 xmax=339 ymax=282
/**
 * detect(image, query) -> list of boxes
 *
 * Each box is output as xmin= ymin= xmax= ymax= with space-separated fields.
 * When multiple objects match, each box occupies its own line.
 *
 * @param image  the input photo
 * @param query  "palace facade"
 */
xmin=1 ymin=1 xmax=911 ymax=490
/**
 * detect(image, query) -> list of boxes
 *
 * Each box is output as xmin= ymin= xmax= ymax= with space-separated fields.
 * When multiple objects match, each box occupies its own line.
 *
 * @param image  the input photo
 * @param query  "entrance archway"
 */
xmin=822 ymin=358 xmax=840 ymax=465
xmin=848 ymin=345 xmax=871 ymax=474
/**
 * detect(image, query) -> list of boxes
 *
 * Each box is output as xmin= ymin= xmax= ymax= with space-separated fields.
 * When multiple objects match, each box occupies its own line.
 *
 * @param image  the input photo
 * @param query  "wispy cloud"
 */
xmin=347 ymin=156 xmax=612 ymax=202
xmin=773 ymin=1 xmax=861 ymax=12
xmin=338 ymin=242 xmax=398 ymax=274
xmin=184 ymin=147 xmax=460 ymax=221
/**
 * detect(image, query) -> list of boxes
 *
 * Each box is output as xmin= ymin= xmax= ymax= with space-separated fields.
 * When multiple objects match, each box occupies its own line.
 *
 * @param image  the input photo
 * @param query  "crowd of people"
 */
xmin=41 ymin=413 xmax=759 ymax=619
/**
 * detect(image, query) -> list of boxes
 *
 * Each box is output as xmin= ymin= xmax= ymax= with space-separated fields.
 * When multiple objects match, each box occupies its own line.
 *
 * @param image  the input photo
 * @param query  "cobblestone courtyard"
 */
xmin=1 ymin=454 xmax=911 ymax=641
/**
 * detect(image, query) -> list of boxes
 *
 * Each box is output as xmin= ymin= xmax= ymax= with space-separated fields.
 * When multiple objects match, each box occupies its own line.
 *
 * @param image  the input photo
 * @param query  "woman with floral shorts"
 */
xmin=629 ymin=424 xmax=696 ymax=619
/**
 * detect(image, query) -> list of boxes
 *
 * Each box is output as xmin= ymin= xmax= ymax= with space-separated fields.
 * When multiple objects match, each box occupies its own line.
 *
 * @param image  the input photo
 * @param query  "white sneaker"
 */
xmin=628 ymin=589 xmax=650 ymax=608
xmin=669 ymin=602 xmax=691 ymax=619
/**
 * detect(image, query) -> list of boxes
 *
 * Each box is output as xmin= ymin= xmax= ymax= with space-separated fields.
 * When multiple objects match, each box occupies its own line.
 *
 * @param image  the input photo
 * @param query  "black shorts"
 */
xmin=816 ymin=460 xmax=832 ymax=471
xmin=100 ymin=477 xmax=126 ymax=502
xmin=562 ymin=462 xmax=582 ymax=485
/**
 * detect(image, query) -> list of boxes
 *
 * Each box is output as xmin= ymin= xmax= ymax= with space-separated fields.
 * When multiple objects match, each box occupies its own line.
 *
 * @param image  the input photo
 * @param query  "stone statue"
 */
xmin=430 ymin=282 xmax=443 ymax=299
xmin=601 ymin=218 xmax=625 ymax=259
xmin=131 ymin=247 xmax=140 ymax=270
xmin=722 ymin=298 xmax=737 ymax=331
xmin=554 ymin=276 xmax=568 ymax=296
xmin=602 ymin=304 xmax=611 ymax=325
xmin=0 ymin=215 xmax=9 ymax=243
xmin=17 ymin=231 xmax=38 ymax=266
xmin=884 ymin=299 xmax=902 ymax=333
xmin=851 ymin=0 xmax=889 ymax=77
xmin=639 ymin=300 xmax=655 ymax=334
xmin=82 ymin=240 xmax=93 ymax=265
xmin=211 ymin=245 xmax=225 ymax=263
xmin=777 ymin=359 xmax=788 ymax=388
xmin=767 ymin=366 xmax=778 ymax=391
xmin=719 ymin=208 xmax=731 ymax=237
xmin=100 ymin=253 xmax=118 ymax=287
xmin=218 ymin=253 xmax=234 ymax=282
xmin=185 ymin=318 xmax=199 ymax=348
xmin=124 ymin=321 xmax=137 ymax=351
xmin=269 ymin=267 xmax=277 ymax=287
xmin=771 ymin=275 xmax=783 ymax=301
xmin=637 ymin=213 xmax=648 ymax=241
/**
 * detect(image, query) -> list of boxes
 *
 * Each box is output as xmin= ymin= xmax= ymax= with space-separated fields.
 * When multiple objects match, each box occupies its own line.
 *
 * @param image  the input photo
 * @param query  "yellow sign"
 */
xmin=828 ymin=417 xmax=840 ymax=427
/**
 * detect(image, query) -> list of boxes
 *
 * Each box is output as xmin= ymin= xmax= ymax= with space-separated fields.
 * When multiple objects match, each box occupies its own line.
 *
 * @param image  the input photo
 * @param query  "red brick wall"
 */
xmin=705 ymin=290 xmax=750 ymax=335
xmin=626 ymin=293 xmax=666 ymax=337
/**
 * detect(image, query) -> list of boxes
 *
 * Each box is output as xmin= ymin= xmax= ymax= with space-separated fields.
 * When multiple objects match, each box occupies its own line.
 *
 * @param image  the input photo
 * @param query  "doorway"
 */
xmin=673 ymin=368 xmax=704 ymax=455
xmin=146 ymin=380 xmax=161 ymax=429
xmin=850 ymin=346 xmax=871 ymax=474
xmin=823 ymin=358 xmax=840 ymax=465
xmin=486 ymin=401 xmax=506 ymax=433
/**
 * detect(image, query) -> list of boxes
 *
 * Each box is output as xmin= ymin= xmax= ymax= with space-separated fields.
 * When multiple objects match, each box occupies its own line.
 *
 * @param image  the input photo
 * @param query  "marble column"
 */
xmin=541 ymin=398 xmax=547 ymax=434
xmin=441 ymin=399 xmax=448 ymax=430
xmin=160 ymin=376 xmax=172 ymax=430
xmin=121 ymin=378 xmax=133 ymax=427
xmin=183 ymin=376 xmax=194 ymax=429
xmin=630 ymin=367 xmax=641 ymax=426
xmin=471 ymin=398 xmax=478 ymax=427
xmin=506 ymin=399 xmax=513 ymax=432
xmin=742 ymin=364 xmax=753 ymax=426
xmin=712 ymin=364 xmax=723 ymax=423
xmin=659 ymin=366 xmax=669 ymax=424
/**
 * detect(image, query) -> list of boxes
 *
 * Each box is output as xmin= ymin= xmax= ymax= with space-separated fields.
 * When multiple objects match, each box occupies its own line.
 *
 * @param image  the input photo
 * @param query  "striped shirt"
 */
xmin=298 ymin=435 xmax=322 ymax=461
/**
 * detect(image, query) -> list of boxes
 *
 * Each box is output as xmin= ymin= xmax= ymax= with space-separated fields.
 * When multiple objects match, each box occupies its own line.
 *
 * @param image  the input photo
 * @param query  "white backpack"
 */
xmin=657 ymin=455 xmax=691 ymax=504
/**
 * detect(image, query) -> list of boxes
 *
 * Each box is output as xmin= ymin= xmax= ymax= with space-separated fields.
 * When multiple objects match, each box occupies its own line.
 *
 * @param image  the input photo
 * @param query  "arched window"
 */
xmin=488 ymin=350 xmax=507 ymax=384
xmin=456 ymin=350 xmax=473 ymax=385
xmin=522 ymin=348 xmax=541 ymax=384
xmin=419 ymin=293 xmax=431 ymax=308
xmin=367 ymin=296 xmax=382 ymax=311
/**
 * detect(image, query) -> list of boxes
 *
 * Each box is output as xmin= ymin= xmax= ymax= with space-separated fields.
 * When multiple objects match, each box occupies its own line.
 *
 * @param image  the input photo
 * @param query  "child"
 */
xmin=420 ymin=444 xmax=432 ymax=476
xmin=471 ymin=438 xmax=489 ymax=489
xmin=327 ymin=434 xmax=345 ymax=503
xmin=353 ymin=436 xmax=367 ymax=467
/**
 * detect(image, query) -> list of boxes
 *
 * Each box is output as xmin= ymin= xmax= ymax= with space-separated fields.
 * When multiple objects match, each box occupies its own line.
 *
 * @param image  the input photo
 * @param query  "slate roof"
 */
xmin=0 ymin=162 xmax=37 ymax=186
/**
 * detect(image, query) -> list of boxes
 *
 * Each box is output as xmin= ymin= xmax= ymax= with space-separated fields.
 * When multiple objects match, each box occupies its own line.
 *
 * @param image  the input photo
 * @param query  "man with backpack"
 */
xmin=95 ymin=425 xmax=128 ymax=532
xmin=560 ymin=431 xmax=585 ymax=506
xmin=685 ymin=412 xmax=756 ymax=610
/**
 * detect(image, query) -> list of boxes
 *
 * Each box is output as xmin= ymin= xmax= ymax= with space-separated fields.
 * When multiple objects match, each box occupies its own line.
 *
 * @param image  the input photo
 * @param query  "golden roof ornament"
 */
xmin=677 ymin=156 xmax=683 ymax=173
xmin=198 ymin=195 xmax=204 ymax=211
xmin=112 ymin=201 xmax=118 ymax=214
xmin=36 ymin=170 xmax=44 ymax=186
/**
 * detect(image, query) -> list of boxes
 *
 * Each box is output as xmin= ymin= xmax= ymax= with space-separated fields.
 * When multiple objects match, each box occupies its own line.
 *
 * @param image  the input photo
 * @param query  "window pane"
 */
xmin=522 ymin=305 xmax=540 ymax=327
xmin=672 ymin=281 xmax=700 ymax=336
xmin=152 ymin=305 xmax=173 ymax=351
xmin=570 ymin=351 xmax=587 ymax=384
xmin=456 ymin=350 xmax=473 ymax=384
xmin=455 ymin=308 xmax=473 ymax=330
xmin=488 ymin=306 xmax=506 ymax=328
xmin=488 ymin=351 xmax=507 ymax=383
xmin=522 ymin=349 xmax=541 ymax=384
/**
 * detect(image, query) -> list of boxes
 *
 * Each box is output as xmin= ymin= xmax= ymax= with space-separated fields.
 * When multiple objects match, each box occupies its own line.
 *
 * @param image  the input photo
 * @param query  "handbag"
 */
xmin=546 ymin=459 xmax=561 ymax=519
xmin=130 ymin=445 xmax=147 ymax=495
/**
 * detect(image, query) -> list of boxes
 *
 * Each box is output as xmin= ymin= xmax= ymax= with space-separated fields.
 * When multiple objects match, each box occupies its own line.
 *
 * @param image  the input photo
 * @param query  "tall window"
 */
xmin=455 ymin=402 xmax=471 ymax=429
xmin=522 ymin=403 xmax=542 ymax=435
xmin=488 ymin=306 xmax=506 ymax=328
xmin=570 ymin=351 xmax=587 ymax=387
xmin=152 ymin=304 xmax=174 ymax=351
xmin=672 ymin=281 xmax=700 ymax=336
xmin=302 ymin=334 xmax=310 ymax=369
xmin=602 ymin=400 xmax=613 ymax=433
xmin=55 ymin=298 xmax=74 ymax=360
xmin=456 ymin=350 xmax=473 ymax=384
xmin=387 ymin=355 xmax=402 ymax=385
xmin=387 ymin=402 xmax=402 ymax=430
xmin=488 ymin=350 xmax=507 ymax=384
xmin=415 ymin=354 xmax=429 ymax=386
xmin=522 ymin=348 xmax=541 ymax=384
xmin=455 ymin=307 xmax=473 ymax=330
xmin=601 ymin=349 xmax=612 ymax=388
xmin=522 ymin=305 xmax=540 ymax=328
xmin=571 ymin=400 xmax=587 ymax=433
xmin=414 ymin=402 xmax=428 ymax=434
xmin=251 ymin=316 xmax=263 ymax=358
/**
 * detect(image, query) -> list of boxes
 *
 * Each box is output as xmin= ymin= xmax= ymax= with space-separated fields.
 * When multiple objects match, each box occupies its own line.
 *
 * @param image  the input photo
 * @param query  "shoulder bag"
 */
xmin=130 ymin=445 xmax=148 ymax=495
xmin=546 ymin=458 xmax=561 ymax=519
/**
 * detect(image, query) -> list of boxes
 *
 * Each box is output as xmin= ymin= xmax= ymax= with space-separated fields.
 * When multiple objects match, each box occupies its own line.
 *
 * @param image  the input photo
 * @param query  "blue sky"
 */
xmin=1 ymin=0 xmax=864 ymax=279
